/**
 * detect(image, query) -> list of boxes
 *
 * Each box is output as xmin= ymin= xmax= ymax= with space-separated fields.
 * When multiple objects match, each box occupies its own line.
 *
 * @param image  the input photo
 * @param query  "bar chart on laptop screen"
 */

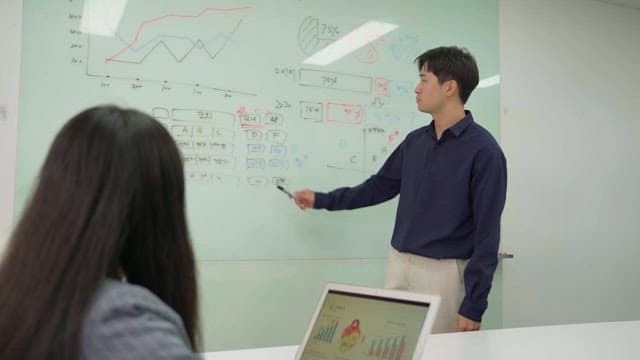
xmin=302 ymin=292 xmax=430 ymax=359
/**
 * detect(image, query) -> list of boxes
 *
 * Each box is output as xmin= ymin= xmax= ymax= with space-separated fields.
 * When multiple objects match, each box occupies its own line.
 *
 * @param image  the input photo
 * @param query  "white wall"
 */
xmin=0 ymin=0 xmax=22 ymax=253
xmin=500 ymin=0 xmax=640 ymax=327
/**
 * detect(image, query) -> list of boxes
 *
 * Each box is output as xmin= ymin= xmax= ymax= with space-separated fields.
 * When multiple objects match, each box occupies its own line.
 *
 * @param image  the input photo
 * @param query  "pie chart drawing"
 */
xmin=298 ymin=16 xmax=335 ymax=55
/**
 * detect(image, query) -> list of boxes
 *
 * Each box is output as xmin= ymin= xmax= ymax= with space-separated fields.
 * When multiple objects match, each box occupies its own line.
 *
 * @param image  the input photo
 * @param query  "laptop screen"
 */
xmin=299 ymin=289 xmax=431 ymax=360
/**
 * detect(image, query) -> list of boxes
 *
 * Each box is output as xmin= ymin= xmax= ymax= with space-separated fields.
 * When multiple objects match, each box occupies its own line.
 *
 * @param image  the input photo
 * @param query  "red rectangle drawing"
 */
xmin=326 ymin=103 xmax=363 ymax=124
xmin=374 ymin=77 xmax=389 ymax=96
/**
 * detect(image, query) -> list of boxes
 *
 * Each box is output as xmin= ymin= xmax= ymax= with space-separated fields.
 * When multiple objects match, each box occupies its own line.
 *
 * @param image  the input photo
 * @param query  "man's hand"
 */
xmin=294 ymin=189 xmax=315 ymax=210
xmin=456 ymin=314 xmax=481 ymax=332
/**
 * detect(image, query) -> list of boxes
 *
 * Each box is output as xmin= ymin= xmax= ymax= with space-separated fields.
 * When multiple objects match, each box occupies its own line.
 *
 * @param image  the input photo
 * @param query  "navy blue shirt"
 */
xmin=314 ymin=111 xmax=507 ymax=321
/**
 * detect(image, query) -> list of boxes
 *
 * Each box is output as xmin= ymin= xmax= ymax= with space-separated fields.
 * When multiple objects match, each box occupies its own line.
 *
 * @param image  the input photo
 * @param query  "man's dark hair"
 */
xmin=0 ymin=105 xmax=199 ymax=359
xmin=415 ymin=46 xmax=479 ymax=104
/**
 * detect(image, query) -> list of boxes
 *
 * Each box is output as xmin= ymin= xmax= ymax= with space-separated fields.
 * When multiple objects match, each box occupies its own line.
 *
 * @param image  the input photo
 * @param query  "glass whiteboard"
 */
xmin=17 ymin=0 xmax=498 ymax=350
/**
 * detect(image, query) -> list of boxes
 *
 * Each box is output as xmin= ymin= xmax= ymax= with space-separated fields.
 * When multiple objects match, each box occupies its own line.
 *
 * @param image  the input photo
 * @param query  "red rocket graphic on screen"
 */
xmin=339 ymin=319 xmax=362 ymax=352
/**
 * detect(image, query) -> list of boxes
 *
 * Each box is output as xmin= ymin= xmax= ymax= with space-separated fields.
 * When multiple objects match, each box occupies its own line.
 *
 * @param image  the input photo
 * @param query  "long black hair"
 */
xmin=0 ymin=105 xmax=199 ymax=359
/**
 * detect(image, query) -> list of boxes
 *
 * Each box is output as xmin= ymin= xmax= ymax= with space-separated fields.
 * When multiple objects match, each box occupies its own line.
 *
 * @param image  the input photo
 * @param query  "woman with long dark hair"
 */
xmin=0 ymin=105 xmax=201 ymax=359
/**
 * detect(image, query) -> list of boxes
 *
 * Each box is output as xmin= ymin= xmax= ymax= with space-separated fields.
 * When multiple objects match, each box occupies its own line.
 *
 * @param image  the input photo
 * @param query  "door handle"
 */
xmin=498 ymin=252 xmax=514 ymax=259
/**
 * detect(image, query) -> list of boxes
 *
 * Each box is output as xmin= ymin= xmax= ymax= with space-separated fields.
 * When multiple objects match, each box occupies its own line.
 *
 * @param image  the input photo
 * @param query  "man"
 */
xmin=294 ymin=46 xmax=507 ymax=333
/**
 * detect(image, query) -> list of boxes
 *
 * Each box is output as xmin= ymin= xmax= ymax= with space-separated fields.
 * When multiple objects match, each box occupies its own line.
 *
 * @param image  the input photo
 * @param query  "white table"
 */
xmin=203 ymin=320 xmax=640 ymax=359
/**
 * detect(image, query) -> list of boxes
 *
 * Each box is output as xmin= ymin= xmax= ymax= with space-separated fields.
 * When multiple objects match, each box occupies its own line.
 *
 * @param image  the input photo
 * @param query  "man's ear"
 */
xmin=444 ymin=79 xmax=459 ymax=98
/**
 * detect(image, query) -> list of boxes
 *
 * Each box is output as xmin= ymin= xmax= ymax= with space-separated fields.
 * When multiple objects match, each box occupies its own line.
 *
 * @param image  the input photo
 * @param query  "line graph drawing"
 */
xmin=107 ymin=20 xmax=243 ymax=64
xmin=113 ymin=31 xmax=232 ymax=56
xmin=85 ymin=5 xmax=256 ymax=96
xmin=106 ymin=6 xmax=252 ymax=62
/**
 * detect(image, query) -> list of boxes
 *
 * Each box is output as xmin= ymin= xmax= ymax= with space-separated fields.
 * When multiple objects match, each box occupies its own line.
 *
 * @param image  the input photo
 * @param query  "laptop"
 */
xmin=296 ymin=283 xmax=441 ymax=360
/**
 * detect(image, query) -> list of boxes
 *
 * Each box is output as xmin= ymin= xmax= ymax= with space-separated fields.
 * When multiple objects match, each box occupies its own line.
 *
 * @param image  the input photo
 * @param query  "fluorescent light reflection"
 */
xmin=79 ymin=0 xmax=128 ymax=36
xmin=303 ymin=21 xmax=399 ymax=66
xmin=478 ymin=74 xmax=500 ymax=88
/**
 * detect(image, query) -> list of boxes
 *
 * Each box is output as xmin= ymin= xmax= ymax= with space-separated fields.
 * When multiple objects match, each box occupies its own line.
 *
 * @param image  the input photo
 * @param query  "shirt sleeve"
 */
xmin=81 ymin=284 xmax=202 ymax=360
xmin=314 ymin=140 xmax=404 ymax=210
xmin=458 ymin=146 xmax=507 ymax=322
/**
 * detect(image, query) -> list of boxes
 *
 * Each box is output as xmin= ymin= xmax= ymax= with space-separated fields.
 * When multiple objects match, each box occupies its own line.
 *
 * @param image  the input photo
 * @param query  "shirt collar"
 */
xmin=425 ymin=110 xmax=474 ymax=138
xmin=448 ymin=110 xmax=474 ymax=137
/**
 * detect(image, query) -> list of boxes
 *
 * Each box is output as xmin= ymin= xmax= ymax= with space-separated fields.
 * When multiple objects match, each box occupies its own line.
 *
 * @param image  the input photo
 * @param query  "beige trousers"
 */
xmin=384 ymin=247 xmax=468 ymax=334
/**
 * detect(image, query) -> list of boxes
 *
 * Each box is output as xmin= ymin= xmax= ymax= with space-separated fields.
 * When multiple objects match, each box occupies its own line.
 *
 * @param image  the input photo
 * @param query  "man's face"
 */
xmin=414 ymin=66 xmax=447 ymax=114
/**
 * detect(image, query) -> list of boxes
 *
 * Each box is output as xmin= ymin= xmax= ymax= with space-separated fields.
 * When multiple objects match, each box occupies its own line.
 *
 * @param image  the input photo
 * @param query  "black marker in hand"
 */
xmin=276 ymin=185 xmax=294 ymax=199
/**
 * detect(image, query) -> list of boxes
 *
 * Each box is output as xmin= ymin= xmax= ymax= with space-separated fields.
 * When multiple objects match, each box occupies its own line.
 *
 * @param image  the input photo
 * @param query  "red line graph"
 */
xmin=106 ymin=6 xmax=252 ymax=62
